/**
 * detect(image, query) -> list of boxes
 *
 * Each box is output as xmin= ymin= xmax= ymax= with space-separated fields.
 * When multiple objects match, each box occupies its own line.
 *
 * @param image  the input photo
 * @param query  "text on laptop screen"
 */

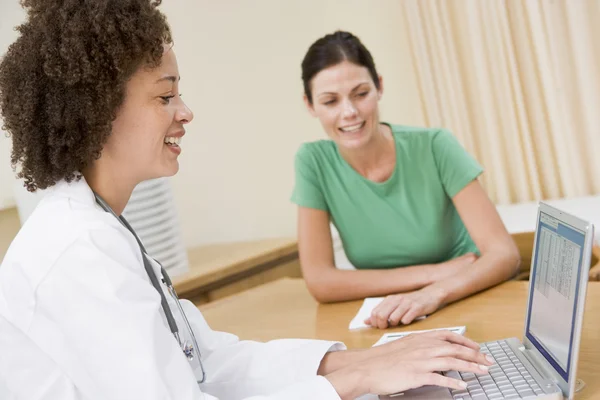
xmin=525 ymin=211 xmax=585 ymax=382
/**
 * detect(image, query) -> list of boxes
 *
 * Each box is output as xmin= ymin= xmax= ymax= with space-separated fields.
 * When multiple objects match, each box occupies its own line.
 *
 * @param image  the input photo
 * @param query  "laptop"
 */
xmin=385 ymin=203 xmax=595 ymax=400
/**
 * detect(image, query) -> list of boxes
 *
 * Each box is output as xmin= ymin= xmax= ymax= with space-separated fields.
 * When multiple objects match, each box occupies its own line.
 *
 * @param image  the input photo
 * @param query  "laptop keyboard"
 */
xmin=447 ymin=340 xmax=546 ymax=399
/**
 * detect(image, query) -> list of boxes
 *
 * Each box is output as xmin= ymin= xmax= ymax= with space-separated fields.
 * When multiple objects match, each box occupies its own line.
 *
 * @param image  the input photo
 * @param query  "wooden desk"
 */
xmin=174 ymin=238 xmax=301 ymax=305
xmin=201 ymin=278 xmax=600 ymax=399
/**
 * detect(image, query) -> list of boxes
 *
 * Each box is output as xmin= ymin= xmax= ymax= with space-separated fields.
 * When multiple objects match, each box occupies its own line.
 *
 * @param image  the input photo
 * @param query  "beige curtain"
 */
xmin=400 ymin=0 xmax=600 ymax=204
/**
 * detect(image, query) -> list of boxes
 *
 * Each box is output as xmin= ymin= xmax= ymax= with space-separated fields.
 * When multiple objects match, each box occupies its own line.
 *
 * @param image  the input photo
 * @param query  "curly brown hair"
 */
xmin=0 ymin=0 xmax=172 ymax=191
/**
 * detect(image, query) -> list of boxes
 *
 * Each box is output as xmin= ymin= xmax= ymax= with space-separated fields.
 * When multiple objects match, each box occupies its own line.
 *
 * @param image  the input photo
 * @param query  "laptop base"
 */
xmin=381 ymin=337 xmax=563 ymax=400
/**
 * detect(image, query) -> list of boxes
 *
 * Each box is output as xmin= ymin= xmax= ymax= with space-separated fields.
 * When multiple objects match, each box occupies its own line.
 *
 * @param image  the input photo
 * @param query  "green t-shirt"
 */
xmin=291 ymin=124 xmax=483 ymax=270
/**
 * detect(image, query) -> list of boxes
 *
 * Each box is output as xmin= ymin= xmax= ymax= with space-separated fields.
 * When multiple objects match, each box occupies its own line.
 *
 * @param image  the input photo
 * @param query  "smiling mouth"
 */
xmin=164 ymin=136 xmax=181 ymax=147
xmin=338 ymin=121 xmax=365 ymax=133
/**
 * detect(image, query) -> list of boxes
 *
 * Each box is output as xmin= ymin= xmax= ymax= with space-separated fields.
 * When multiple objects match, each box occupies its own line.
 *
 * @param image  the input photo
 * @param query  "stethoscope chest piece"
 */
xmin=183 ymin=340 xmax=195 ymax=360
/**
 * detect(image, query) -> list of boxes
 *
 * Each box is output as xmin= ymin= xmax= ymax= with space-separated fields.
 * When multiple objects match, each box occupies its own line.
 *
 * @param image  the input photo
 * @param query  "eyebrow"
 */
xmin=317 ymin=82 xmax=370 ymax=98
xmin=155 ymin=75 xmax=180 ymax=83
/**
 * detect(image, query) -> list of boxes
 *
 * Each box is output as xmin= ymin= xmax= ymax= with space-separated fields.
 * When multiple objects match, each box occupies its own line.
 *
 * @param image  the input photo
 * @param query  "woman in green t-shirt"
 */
xmin=292 ymin=31 xmax=520 ymax=329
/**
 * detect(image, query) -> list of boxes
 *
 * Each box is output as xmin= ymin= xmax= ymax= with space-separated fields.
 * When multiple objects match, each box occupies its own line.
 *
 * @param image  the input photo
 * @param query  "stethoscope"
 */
xmin=94 ymin=192 xmax=206 ymax=383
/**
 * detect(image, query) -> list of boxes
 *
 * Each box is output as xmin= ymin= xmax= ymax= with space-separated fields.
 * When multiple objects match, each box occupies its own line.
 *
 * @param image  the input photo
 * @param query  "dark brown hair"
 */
xmin=0 ymin=0 xmax=172 ymax=191
xmin=301 ymin=31 xmax=380 ymax=104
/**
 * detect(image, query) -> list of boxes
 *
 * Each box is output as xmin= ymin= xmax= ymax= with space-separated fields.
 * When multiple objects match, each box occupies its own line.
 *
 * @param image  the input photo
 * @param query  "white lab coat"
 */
xmin=0 ymin=178 xmax=344 ymax=399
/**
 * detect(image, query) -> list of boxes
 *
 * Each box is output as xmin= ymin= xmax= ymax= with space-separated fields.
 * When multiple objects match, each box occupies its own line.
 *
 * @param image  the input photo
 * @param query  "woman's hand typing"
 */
xmin=325 ymin=331 xmax=493 ymax=399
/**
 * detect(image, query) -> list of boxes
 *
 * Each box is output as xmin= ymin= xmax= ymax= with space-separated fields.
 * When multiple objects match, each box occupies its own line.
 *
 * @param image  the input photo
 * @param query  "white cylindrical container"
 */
xmin=122 ymin=178 xmax=189 ymax=277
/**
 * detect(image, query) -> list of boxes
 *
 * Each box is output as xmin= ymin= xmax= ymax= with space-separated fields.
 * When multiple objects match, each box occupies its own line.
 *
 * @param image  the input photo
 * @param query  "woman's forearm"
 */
xmin=305 ymin=264 xmax=434 ymax=303
xmin=428 ymin=250 xmax=520 ymax=306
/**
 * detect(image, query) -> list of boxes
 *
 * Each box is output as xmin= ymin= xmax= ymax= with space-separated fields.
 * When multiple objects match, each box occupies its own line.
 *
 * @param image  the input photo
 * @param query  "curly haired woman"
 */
xmin=0 ymin=1 xmax=492 ymax=399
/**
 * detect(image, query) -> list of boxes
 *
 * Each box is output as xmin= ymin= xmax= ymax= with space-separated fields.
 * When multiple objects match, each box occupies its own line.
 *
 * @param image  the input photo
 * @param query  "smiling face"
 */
xmin=101 ymin=46 xmax=194 ymax=183
xmin=305 ymin=60 xmax=383 ymax=150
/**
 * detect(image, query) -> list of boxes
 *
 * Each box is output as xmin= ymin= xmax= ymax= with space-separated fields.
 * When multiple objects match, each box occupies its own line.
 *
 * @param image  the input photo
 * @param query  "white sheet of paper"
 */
xmin=372 ymin=325 xmax=467 ymax=346
xmin=348 ymin=297 xmax=426 ymax=330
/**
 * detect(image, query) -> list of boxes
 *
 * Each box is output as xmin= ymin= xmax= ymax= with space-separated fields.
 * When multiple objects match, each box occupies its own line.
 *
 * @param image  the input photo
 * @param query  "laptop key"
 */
xmin=469 ymin=388 xmax=484 ymax=395
xmin=445 ymin=370 xmax=461 ymax=380
xmin=470 ymin=394 xmax=488 ymax=400
xmin=515 ymin=383 xmax=530 ymax=391
xmin=518 ymin=388 xmax=535 ymax=397
xmin=451 ymin=390 xmax=468 ymax=397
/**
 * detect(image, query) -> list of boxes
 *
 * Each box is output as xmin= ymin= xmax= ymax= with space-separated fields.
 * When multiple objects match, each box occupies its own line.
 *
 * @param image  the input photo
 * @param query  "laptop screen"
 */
xmin=525 ymin=211 xmax=586 ymax=382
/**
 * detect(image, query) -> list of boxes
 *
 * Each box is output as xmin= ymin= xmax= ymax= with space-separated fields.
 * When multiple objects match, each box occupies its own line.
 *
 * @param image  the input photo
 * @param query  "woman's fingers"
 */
xmin=419 ymin=372 xmax=468 ymax=391
xmin=386 ymin=302 xmax=411 ymax=327
xmin=368 ymin=296 xmax=403 ymax=329
xmin=423 ymin=343 xmax=493 ymax=367
xmin=368 ymin=305 xmax=391 ymax=329
xmin=425 ymin=357 xmax=490 ymax=375
xmin=399 ymin=304 xmax=423 ymax=325
xmin=423 ymin=330 xmax=482 ymax=352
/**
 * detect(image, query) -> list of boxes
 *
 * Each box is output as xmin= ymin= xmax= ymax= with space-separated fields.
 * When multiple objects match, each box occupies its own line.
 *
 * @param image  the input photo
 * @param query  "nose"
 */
xmin=177 ymin=99 xmax=194 ymax=124
xmin=341 ymin=98 xmax=357 ymax=119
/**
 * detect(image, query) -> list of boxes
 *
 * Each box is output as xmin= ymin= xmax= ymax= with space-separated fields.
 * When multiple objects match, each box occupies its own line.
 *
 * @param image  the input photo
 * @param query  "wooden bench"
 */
xmin=0 ymin=207 xmax=20 ymax=263
xmin=1 ymin=207 xmax=302 ymax=303
xmin=173 ymin=238 xmax=302 ymax=305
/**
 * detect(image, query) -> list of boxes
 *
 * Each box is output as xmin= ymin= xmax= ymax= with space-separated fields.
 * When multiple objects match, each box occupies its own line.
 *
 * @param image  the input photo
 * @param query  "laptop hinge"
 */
xmin=518 ymin=344 xmax=557 ymax=382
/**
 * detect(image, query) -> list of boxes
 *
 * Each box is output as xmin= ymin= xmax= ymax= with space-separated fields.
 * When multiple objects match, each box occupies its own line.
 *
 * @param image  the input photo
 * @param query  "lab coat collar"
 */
xmin=48 ymin=174 xmax=96 ymax=208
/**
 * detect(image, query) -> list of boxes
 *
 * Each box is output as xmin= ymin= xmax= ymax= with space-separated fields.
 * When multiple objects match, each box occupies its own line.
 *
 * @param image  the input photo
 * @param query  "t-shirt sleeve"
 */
xmin=432 ymin=129 xmax=484 ymax=198
xmin=290 ymin=144 xmax=328 ymax=211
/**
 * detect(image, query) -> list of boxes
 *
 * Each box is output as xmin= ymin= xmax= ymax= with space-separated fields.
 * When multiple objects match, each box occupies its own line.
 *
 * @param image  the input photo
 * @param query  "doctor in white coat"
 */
xmin=0 ymin=1 xmax=493 ymax=399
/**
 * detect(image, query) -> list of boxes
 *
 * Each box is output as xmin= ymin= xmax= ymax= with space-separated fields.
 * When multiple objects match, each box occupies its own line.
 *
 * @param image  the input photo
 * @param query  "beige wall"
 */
xmin=161 ymin=0 xmax=424 ymax=247
xmin=0 ymin=1 xmax=25 ymax=209
xmin=0 ymin=1 xmax=424 ymax=248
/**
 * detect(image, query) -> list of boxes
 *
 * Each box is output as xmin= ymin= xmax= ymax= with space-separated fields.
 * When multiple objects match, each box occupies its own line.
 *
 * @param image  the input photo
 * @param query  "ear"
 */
xmin=377 ymin=75 xmax=384 ymax=100
xmin=303 ymin=94 xmax=317 ymax=117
